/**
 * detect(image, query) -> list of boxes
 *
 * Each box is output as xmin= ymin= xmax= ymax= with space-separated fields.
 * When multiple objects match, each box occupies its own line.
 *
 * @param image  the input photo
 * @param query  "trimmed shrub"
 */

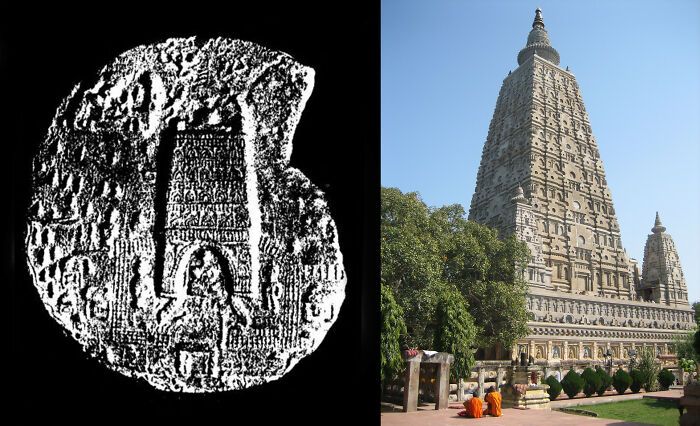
xmin=595 ymin=366 xmax=613 ymax=396
xmin=561 ymin=369 xmax=584 ymax=399
xmin=544 ymin=375 xmax=562 ymax=400
xmin=658 ymin=368 xmax=675 ymax=390
xmin=612 ymin=368 xmax=632 ymax=394
xmin=630 ymin=369 xmax=644 ymax=393
xmin=581 ymin=367 xmax=602 ymax=397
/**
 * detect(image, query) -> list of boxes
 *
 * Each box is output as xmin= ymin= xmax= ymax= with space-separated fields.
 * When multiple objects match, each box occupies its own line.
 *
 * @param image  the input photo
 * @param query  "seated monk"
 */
xmin=483 ymin=387 xmax=502 ymax=417
xmin=463 ymin=395 xmax=483 ymax=418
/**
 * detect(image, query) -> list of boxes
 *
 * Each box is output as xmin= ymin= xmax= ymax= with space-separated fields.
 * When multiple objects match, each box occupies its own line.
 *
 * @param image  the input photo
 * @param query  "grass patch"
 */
xmin=581 ymin=399 xmax=681 ymax=426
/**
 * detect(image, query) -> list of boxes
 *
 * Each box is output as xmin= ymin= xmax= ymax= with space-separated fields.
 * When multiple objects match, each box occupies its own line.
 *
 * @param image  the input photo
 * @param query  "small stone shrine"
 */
xmin=402 ymin=349 xmax=454 ymax=412
xmin=501 ymin=353 xmax=551 ymax=409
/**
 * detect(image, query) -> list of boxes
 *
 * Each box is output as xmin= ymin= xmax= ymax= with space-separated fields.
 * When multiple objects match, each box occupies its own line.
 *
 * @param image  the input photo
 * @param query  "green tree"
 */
xmin=381 ymin=187 xmax=530 ymax=353
xmin=381 ymin=188 xmax=445 ymax=348
xmin=433 ymin=284 xmax=477 ymax=381
xmin=692 ymin=301 xmax=699 ymax=324
xmin=674 ymin=329 xmax=700 ymax=363
xmin=637 ymin=348 xmax=661 ymax=392
xmin=380 ymin=283 xmax=407 ymax=386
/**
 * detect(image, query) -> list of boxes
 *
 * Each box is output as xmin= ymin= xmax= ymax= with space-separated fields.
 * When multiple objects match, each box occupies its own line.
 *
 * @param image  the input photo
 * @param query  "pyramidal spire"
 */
xmin=517 ymin=8 xmax=560 ymax=66
xmin=652 ymin=211 xmax=666 ymax=234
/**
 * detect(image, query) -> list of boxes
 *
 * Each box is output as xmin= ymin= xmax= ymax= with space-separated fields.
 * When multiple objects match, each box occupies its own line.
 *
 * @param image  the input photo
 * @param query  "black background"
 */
xmin=5 ymin=3 xmax=379 ymax=423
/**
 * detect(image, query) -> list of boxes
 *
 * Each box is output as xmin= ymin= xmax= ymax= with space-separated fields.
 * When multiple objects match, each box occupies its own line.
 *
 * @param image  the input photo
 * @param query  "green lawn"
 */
xmin=582 ymin=399 xmax=681 ymax=426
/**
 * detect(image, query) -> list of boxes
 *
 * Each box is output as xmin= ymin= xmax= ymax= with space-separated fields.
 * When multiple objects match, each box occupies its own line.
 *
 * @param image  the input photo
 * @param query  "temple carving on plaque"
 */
xmin=25 ymin=37 xmax=347 ymax=392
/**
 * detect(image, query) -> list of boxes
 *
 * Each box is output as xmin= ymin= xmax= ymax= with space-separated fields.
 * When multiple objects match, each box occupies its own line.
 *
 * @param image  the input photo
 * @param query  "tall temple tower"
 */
xmin=469 ymin=9 xmax=694 ymax=363
xmin=640 ymin=213 xmax=689 ymax=307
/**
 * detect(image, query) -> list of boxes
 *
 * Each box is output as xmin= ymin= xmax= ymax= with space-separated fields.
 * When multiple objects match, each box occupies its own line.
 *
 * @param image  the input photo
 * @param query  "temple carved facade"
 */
xmin=468 ymin=9 xmax=695 ymax=363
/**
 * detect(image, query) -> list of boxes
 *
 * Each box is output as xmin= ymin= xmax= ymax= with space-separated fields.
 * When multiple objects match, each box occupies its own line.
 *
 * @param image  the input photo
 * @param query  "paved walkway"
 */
xmin=381 ymin=390 xmax=683 ymax=426
xmin=381 ymin=407 xmax=645 ymax=426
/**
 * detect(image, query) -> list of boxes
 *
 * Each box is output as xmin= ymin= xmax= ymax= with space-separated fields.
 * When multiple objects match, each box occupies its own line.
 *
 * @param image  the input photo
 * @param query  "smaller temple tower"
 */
xmin=640 ymin=213 xmax=689 ymax=306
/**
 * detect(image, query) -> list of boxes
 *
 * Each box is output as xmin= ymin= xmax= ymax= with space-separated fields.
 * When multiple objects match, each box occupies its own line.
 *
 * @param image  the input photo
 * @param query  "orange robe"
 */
xmin=463 ymin=396 xmax=483 ymax=418
xmin=484 ymin=391 xmax=502 ymax=417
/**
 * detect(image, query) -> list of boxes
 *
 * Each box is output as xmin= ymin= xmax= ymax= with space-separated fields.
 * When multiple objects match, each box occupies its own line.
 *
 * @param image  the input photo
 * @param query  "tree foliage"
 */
xmin=380 ymin=283 xmax=406 ymax=386
xmin=381 ymin=187 xmax=530 ymax=352
xmin=674 ymin=329 xmax=700 ymax=364
xmin=679 ymin=358 xmax=696 ymax=373
xmin=613 ymin=368 xmax=632 ymax=394
xmin=433 ymin=284 xmax=477 ymax=381
xmin=637 ymin=348 xmax=660 ymax=392
xmin=561 ymin=369 xmax=584 ymax=399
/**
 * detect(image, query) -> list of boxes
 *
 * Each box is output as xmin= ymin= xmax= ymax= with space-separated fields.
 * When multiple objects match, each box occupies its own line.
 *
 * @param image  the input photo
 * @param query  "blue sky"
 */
xmin=381 ymin=0 xmax=700 ymax=304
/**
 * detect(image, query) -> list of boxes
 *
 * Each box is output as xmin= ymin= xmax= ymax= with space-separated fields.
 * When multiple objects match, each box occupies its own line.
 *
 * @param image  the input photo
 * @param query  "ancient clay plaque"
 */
xmin=25 ymin=37 xmax=346 ymax=392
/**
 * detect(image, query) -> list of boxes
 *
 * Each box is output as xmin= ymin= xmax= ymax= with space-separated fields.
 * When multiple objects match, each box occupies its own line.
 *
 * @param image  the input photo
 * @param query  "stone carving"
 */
xmin=583 ymin=346 xmax=591 ymax=358
xmin=468 ymin=9 xmax=694 ymax=362
xmin=25 ymin=37 xmax=346 ymax=392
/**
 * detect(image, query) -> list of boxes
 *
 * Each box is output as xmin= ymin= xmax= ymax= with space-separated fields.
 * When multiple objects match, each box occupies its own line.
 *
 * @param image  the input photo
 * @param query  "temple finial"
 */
xmin=533 ymin=8 xmax=545 ymax=29
xmin=518 ymin=8 xmax=560 ymax=66
xmin=652 ymin=211 xmax=666 ymax=233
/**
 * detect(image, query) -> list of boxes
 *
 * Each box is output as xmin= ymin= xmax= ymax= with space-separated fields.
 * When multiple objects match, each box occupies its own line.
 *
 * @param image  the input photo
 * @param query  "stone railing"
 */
xmin=383 ymin=357 xmax=683 ymax=404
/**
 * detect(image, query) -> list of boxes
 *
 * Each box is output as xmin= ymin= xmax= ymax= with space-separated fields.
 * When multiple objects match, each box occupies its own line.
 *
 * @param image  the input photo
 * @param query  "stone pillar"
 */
xmin=457 ymin=378 xmax=465 ymax=402
xmin=530 ymin=340 xmax=536 ymax=360
xmin=435 ymin=361 xmax=450 ymax=410
xmin=547 ymin=340 xmax=553 ymax=360
xmin=477 ymin=367 xmax=486 ymax=398
xmin=563 ymin=341 xmax=569 ymax=361
xmin=497 ymin=368 xmax=506 ymax=389
xmin=592 ymin=342 xmax=598 ymax=361
xmin=578 ymin=342 xmax=584 ymax=362
xmin=402 ymin=355 xmax=422 ymax=412
xmin=619 ymin=343 xmax=624 ymax=360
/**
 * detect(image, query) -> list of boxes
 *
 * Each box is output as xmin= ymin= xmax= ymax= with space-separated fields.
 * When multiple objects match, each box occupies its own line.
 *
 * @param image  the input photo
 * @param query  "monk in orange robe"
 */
xmin=484 ymin=388 xmax=502 ymax=417
xmin=463 ymin=396 xmax=483 ymax=418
